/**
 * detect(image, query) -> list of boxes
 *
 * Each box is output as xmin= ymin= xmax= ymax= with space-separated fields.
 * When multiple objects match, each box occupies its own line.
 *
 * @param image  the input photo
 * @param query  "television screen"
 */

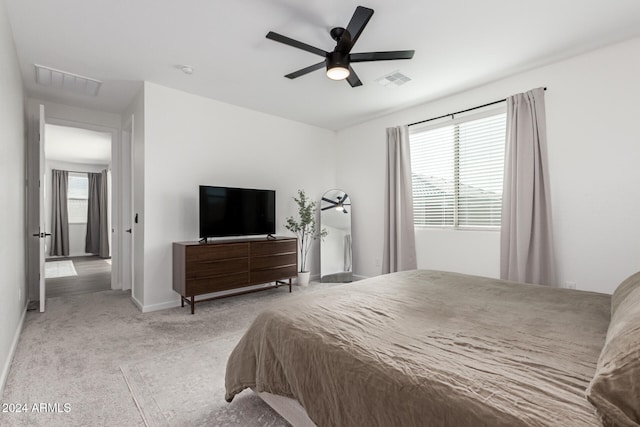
xmin=199 ymin=186 xmax=276 ymax=238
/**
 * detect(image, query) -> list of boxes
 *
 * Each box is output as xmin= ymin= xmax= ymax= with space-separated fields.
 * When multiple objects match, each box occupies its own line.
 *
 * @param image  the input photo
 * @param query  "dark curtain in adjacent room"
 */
xmin=86 ymin=170 xmax=109 ymax=258
xmin=50 ymin=169 xmax=70 ymax=256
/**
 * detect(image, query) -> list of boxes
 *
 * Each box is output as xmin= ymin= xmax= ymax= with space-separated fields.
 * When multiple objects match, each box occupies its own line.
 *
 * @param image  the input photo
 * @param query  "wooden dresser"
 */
xmin=173 ymin=236 xmax=297 ymax=313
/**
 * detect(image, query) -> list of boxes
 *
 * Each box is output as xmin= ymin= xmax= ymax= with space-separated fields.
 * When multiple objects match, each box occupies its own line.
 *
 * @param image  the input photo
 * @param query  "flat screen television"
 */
xmin=199 ymin=185 xmax=276 ymax=238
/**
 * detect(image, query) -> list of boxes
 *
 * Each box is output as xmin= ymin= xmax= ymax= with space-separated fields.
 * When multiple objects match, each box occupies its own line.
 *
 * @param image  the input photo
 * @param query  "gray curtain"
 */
xmin=86 ymin=169 xmax=109 ymax=258
xmin=500 ymin=87 xmax=556 ymax=285
xmin=383 ymin=125 xmax=417 ymax=273
xmin=50 ymin=169 xmax=70 ymax=256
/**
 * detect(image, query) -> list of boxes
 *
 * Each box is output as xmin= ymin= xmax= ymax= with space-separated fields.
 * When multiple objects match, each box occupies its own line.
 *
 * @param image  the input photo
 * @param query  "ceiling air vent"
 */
xmin=34 ymin=64 xmax=102 ymax=96
xmin=375 ymin=70 xmax=412 ymax=88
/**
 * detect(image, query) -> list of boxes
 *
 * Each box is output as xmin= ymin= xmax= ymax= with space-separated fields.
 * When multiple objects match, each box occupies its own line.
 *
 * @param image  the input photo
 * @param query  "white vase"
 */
xmin=297 ymin=271 xmax=311 ymax=287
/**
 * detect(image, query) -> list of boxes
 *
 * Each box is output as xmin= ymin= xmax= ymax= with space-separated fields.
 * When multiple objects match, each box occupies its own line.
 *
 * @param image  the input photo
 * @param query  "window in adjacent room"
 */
xmin=409 ymin=108 xmax=506 ymax=229
xmin=67 ymin=172 xmax=89 ymax=224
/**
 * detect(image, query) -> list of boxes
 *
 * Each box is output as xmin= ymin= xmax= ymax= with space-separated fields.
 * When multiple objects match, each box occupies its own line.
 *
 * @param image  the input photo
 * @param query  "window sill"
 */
xmin=415 ymin=226 xmax=500 ymax=232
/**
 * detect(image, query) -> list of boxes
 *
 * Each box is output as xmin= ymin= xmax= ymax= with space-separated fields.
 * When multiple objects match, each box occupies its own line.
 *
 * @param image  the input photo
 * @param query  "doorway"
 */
xmin=27 ymin=103 xmax=133 ymax=312
xmin=43 ymin=124 xmax=112 ymax=298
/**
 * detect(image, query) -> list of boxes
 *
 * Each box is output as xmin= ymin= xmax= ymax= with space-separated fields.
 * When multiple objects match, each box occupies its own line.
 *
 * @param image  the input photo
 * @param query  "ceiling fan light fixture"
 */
xmin=327 ymin=66 xmax=350 ymax=80
xmin=326 ymin=51 xmax=350 ymax=81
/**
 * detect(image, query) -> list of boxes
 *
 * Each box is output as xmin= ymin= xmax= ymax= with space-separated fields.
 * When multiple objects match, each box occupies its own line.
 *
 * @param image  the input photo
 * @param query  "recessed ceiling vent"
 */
xmin=34 ymin=64 xmax=102 ymax=96
xmin=375 ymin=70 xmax=412 ymax=88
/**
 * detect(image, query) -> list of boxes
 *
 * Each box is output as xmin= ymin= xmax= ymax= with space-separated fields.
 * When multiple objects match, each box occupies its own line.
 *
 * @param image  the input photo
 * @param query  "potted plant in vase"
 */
xmin=285 ymin=189 xmax=327 ymax=286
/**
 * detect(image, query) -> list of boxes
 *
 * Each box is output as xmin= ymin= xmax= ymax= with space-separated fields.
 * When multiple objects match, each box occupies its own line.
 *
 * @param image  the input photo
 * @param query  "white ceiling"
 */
xmin=45 ymin=124 xmax=111 ymax=164
xmin=5 ymin=0 xmax=640 ymax=130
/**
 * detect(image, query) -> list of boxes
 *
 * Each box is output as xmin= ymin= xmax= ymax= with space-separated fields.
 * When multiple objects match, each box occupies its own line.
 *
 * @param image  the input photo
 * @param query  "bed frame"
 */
xmin=254 ymin=390 xmax=316 ymax=427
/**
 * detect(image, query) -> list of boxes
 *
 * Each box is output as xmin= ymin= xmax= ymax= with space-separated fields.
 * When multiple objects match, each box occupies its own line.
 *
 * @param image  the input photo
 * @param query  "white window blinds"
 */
xmin=67 ymin=172 xmax=89 ymax=224
xmin=410 ymin=109 xmax=506 ymax=229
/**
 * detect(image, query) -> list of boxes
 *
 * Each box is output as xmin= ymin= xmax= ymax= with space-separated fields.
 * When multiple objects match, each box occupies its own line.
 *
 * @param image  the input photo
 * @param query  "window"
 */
xmin=410 ymin=109 xmax=506 ymax=229
xmin=67 ymin=172 xmax=88 ymax=224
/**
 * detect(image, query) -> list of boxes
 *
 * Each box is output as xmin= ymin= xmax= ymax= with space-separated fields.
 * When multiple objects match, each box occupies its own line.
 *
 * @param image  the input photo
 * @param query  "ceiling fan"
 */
xmin=266 ymin=6 xmax=415 ymax=87
xmin=322 ymin=194 xmax=351 ymax=213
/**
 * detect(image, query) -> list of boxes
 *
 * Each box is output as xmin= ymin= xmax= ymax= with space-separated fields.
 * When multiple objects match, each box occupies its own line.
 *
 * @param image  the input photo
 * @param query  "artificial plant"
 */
xmin=285 ymin=189 xmax=327 ymax=273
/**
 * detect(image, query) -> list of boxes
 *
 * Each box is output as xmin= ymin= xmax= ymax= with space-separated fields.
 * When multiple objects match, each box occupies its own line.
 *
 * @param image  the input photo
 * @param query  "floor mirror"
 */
xmin=320 ymin=189 xmax=352 ymax=283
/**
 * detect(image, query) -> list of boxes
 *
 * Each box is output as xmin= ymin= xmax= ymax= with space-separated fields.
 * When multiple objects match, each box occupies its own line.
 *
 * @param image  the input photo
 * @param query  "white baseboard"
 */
xmin=0 ymin=303 xmax=27 ymax=396
xmin=130 ymin=294 xmax=144 ymax=311
xmin=129 ymin=293 xmax=180 ymax=313
xmin=131 ymin=275 xmax=370 ymax=314
xmin=140 ymin=299 xmax=181 ymax=313
xmin=134 ymin=281 xmax=298 ymax=313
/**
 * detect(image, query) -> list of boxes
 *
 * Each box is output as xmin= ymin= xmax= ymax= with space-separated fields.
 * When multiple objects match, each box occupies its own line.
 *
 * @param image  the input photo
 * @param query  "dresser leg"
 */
xmin=181 ymin=296 xmax=184 ymax=307
xmin=289 ymin=278 xmax=292 ymax=293
xmin=190 ymin=297 xmax=195 ymax=315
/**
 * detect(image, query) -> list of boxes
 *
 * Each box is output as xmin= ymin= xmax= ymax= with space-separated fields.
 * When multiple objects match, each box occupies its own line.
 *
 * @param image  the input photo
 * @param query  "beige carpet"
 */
xmin=2 ymin=282 xmax=341 ymax=426
xmin=121 ymin=334 xmax=288 ymax=426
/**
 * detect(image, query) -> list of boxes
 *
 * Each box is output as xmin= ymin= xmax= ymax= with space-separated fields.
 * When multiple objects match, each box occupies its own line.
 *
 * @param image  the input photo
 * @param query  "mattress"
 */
xmin=225 ymin=270 xmax=611 ymax=426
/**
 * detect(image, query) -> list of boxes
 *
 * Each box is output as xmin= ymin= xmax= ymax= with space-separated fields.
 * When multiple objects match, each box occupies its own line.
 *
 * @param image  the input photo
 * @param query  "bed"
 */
xmin=225 ymin=269 xmax=640 ymax=427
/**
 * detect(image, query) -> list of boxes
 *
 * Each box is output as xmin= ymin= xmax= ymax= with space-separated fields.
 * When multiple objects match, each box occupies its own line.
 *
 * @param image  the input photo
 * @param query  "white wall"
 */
xmin=139 ymin=82 xmax=337 ymax=310
xmin=337 ymin=36 xmax=640 ymax=294
xmin=0 ymin=0 xmax=26 ymax=394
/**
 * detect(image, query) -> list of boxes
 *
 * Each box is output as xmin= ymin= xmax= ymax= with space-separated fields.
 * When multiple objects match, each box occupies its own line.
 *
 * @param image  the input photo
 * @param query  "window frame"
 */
xmin=67 ymin=172 xmax=89 ymax=224
xmin=409 ymin=106 xmax=506 ymax=231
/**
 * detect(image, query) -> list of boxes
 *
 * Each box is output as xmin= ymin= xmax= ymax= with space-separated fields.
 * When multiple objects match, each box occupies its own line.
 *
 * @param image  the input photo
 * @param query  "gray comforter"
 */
xmin=225 ymin=270 xmax=611 ymax=426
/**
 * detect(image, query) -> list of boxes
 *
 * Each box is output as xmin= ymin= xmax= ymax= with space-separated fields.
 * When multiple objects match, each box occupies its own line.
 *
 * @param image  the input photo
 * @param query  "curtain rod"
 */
xmin=52 ymin=169 xmax=106 ymax=174
xmin=407 ymin=87 xmax=547 ymax=127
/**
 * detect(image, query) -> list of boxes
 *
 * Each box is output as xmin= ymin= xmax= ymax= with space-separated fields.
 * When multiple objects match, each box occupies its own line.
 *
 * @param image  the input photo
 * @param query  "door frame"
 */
xmin=26 ymin=105 xmax=47 ymax=308
xmin=47 ymin=117 xmax=121 ymax=289
xmin=26 ymin=112 xmax=126 ymax=303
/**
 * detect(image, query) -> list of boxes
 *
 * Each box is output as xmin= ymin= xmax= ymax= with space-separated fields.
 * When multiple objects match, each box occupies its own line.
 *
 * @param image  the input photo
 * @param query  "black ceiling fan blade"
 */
xmin=350 ymin=50 xmax=415 ymax=62
xmin=342 ymin=193 xmax=349 ymax=202
xmin=321 ymin=206 xmax=333 ymax=211
xmin=285 ymin=61 xmax=326 ymax=79
xmin=344 ymin=6 xmax=374 ymax=52
xmin=266 ymin=31 xmax=327 ymax=57
xmin=346 ymin=66 xmax=362 ymax=87
xmin=322 ymin=197 xmax=338 ymax=205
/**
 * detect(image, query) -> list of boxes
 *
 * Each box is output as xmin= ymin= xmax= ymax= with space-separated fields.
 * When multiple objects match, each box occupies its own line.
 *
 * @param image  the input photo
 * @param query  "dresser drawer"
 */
xmin=186 ymin=272 xmax=249 ymax=296
xmin=250 ymin=265 xmax=297 ymax=284
xmin=251 ymin=239 xmax=296 ymax=257
xmin=186 ymin=258 xmax=249 ymax=280
xmin=186 ymin=243 xmax=248 ymax=262
xmin=251 ymin=253 xmax=297 ymax=271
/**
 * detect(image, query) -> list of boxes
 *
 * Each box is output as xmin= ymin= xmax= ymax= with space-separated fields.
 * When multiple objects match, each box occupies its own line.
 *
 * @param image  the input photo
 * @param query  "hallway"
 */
xmin=46 ymin=256 xmax=111 ymax=298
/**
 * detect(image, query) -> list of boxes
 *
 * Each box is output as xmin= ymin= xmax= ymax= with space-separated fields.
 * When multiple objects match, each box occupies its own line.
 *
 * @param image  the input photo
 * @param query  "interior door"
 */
xmin=121 ymin=117 xmax=134 ymax=291
xmin=38 ymin=105 xmax=47 ymax=312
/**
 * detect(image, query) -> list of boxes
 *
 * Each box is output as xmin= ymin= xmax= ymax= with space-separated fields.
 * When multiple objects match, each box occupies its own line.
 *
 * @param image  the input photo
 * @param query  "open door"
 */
xmin=121 ymin=116 xmax=134 ymax=291
xmin=37 ymin=104 xmax=48 ymax=312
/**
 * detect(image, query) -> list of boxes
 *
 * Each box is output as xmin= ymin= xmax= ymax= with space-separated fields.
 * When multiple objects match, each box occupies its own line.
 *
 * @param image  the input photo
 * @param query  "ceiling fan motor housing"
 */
xmin=330 ymin=27 xmax=349 ymax=43
xmin=326 ymin=51 xmax=350 ymax=72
